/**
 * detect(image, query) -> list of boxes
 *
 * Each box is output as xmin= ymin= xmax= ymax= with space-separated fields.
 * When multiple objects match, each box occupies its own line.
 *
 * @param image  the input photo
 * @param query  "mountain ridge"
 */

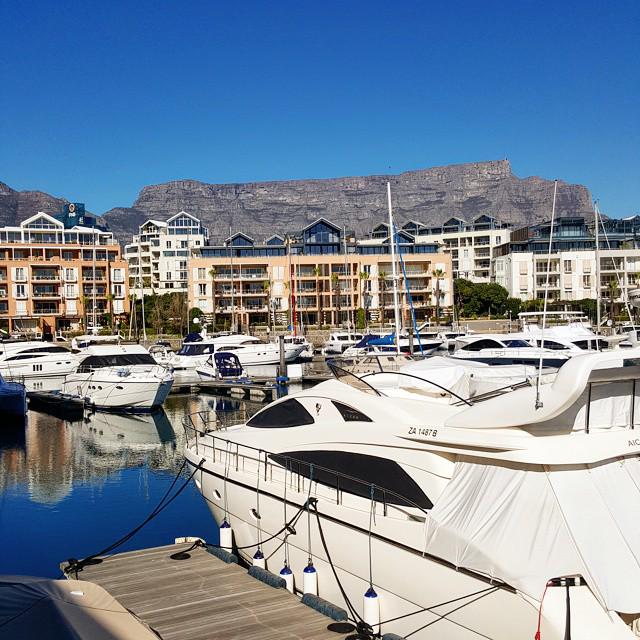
xmin=0 ymin=160 xmax=594 ymax=244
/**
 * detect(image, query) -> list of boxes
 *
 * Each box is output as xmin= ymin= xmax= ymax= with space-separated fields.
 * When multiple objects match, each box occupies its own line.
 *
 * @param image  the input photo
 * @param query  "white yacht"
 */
xmin=62 ymin=344 xmax=173 ymax=411
xmin=449 ymin=334 xmax=571 ymax=367
xmin=0 ymin=341 xmax=77 ymax=390
xmin=322 ymin=331 xmax=365 ymax=355
xmin=168 ymin=334 xmax=300 ymax=384
xmin=275 ymin=334 xmax=314 ymax=360
xmin=184 ymin=348 xmax=640 ymax=639
xmin=342 ymin=333 xmax=443 ymax=357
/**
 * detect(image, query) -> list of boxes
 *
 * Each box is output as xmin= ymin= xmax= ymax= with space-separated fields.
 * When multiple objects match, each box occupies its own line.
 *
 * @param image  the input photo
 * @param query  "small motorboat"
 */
xmin=196 ymin=352 xmax=248 ymax=381
xmin=0 ymin=374 xmax=27 ymax=419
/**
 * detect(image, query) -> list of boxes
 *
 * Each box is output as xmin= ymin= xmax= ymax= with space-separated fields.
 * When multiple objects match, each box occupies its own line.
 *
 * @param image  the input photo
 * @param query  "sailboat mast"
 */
xmin=595 ymin=202 xmax=601 ymax=334
xmin=343 ymin=226 xmax=353 ymax=339
xmin=387 ymin=181 xmax=402 ymax=354
xmin=229 ymin=225 xmax=235 ymax=333
xmin=92 ymin=228 xmax=97 ymax=332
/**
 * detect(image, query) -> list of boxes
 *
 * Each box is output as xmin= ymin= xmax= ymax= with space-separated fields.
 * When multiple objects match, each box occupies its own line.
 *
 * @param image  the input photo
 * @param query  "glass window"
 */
xmin=332 ymin=401 xmax=373 ymax=422
xmin=461 ymin=339 xmax=503 ymax=351
xmin=502 ymin=339 xmax=532 ymax=348
xmin=535 ymin=340 xmax=566 ymax=350
xmin=247 ymin=399 xmax=314 ymax=428
xmin=270 ymin=450 xmax=432 ymax=509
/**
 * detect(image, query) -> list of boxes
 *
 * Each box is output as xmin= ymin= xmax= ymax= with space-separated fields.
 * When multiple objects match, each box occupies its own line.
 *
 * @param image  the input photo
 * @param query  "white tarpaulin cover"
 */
xmin=424 ymin=456 xmax=640 ymax=613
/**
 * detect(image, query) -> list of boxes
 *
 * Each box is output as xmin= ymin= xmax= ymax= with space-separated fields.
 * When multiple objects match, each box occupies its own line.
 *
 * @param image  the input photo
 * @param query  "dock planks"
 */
xmin=69 ymin=543 xmax=350 ymax=640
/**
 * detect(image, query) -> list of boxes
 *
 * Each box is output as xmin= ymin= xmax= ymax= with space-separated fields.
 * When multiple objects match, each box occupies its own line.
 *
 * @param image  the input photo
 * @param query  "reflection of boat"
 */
xmin=71 ymin=409 xmax=176 ymax=453
xmin=0 ymin=374 xmax=27 ymax=420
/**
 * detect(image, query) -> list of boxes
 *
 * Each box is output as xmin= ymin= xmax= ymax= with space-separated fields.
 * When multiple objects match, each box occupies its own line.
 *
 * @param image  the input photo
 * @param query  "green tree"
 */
xmin=432 ymin=268 xmax=444 ymax=325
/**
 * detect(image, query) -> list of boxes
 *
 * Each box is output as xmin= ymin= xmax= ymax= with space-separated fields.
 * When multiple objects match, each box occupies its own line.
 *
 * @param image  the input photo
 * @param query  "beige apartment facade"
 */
xmin=0 ymin=212 xmax=129 ymax=338
xmin=188 ymin=252 xmax=452 ymax=331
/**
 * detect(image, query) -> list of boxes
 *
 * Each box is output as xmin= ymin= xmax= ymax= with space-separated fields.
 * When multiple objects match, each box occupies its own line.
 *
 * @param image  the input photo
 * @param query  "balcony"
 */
xmin=33 ymin=286 xmax=61 ymax=298
xmin=0 ymin=304 xmax=7 ymax=315
xmin=33 ymin=303 xmax=60 ymax=315
xmin=82 ymin=271 xmax=107 ymax=281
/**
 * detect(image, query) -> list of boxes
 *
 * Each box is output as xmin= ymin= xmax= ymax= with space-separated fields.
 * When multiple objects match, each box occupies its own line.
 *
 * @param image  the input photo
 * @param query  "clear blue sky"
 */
xmin=1 ymin=0 xmax=638 ymax=217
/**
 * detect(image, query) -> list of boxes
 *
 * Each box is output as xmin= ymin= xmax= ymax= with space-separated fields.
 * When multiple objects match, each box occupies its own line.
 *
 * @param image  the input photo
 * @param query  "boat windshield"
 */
xmin=177 ymin=343 xmax=215 ymax=356
xmin=77 ymin=353 xmax=156 ymax=372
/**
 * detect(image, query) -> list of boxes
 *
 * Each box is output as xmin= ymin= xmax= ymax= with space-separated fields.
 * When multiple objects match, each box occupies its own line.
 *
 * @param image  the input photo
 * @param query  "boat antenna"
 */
xmin=535 ymin=179 xmax=558 ymax=410
xmin=595 ymin=201 xmax=637 ymax=335
xmin=387 ymin=182 xmax=402 ymax=354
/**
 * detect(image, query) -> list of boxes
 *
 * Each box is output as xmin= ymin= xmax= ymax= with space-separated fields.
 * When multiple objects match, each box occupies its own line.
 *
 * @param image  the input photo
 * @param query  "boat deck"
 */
xmin=63 ymin=542 xmax=350 ymax=640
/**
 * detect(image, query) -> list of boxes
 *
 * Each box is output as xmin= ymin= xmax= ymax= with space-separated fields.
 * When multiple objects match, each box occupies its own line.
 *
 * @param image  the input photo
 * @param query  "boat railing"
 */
xmin=182 ymin=412 xmax=430 ymax=517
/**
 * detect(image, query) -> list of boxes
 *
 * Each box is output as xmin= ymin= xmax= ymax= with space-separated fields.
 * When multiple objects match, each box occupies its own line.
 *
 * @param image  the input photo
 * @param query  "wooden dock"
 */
xmin=66 ymin=542 xmax=351 ymax=640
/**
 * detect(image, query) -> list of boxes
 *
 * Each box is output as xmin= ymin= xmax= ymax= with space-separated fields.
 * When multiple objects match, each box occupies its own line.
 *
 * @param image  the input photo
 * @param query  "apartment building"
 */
xmin=0 ymin=209 xmax=128 ymax=337
xmin=188 ymin=218 xmax=451 ymax=330
xmin=493 ymin=216 xmax=640 ymax=305
xmin=406 ymin=215 xmax=511 ymax=282
xmin=125 ymin=211 xmax=209 ymax=297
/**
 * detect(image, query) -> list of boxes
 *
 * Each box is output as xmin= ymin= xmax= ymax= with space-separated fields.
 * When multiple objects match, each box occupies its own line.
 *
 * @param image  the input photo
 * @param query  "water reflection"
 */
xmin=0 ymin=393 xmax=263 ymax=507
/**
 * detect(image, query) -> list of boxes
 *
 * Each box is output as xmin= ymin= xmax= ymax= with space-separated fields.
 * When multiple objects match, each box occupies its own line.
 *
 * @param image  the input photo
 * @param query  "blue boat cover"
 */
xmin=184 ymin=332 xmax=203 ymax=343
xmin=214 ymin=352 xmax=244 ymax=378
xmin=369 ymin=333 xmax=396 ymax=346
xmin=353 ymin=334 xmax=381 ymax=348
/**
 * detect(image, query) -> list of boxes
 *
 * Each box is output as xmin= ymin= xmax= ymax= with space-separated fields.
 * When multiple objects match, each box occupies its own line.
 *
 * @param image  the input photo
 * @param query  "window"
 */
xmin=165 ymin=272 xmax=171 ymax=281
xmin=15 ymin=284 xmax=26 ymax=298
xmin=535 ymin=339 xmax=567 ymax=350
xmin=166 ymin=241 xmax=172 ymax=249
xmin=332 ymin=401 xmax=372 ymax=422
xmin=180 ymin=241 xmax=188 ymax=248
xmin=461 ymin=339 xmax=503 ymax=351
xmin=502 ymin=339 xmax=532 ymax=348
xmin=583 ymin=275 xmax=591 ymax=288
xmin=564 ymin=260 xmax=572 ymax=274
xmin=247 ymin=399 xmax=314 ymax=428
xmin=197 ymin=268 xmax=206 ymax=279
xmin=269 ymin=450 xmax=432 ymax=509
xmin=198 ymin=283 xmax=207 ymax=296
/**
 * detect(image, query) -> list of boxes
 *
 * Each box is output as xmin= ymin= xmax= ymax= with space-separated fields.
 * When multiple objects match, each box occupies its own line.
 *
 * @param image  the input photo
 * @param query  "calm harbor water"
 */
xmin=0 ymin=392 xmax=265 ymax=578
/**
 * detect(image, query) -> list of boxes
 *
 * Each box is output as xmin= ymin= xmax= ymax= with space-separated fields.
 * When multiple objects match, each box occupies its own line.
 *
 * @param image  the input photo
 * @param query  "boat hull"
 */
xmin=185 ymin=448 xmax=635 ymax=640
xmin=0 ymin=382 xmax=27 ymax=418
xmin=62 ymin=374 xmax=173 ymax=411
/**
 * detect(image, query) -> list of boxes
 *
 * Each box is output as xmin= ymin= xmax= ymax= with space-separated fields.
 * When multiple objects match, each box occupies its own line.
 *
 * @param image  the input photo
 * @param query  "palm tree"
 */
xmin=330 ymin=273 xmax=341 ymax=325
xmin=378 ymin=270 xmax=387 ymax=325
xmin=208 ymin=266 xmax=217 ymax=332
xmin=432 ymin=268 xmax=444 ymax=326
xmin=608 ymin=279 xmax=620 ymax=321
xmin=358 ymin=271 xmax=369 ymax=327
xmin=81 ymin=295 xmax=90 ymax=331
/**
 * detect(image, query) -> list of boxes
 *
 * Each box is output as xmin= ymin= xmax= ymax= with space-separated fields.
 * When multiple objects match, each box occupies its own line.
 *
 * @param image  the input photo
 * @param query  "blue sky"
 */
xmin=1 ymin=0 xmax=638 ymax=216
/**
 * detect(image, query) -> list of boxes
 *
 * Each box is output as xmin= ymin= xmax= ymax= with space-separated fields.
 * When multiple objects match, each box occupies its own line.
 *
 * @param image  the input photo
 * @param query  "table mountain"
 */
xmin=2 ymin=161 xmax=594 ymax=244
xmin=103 ymin=160 xmax=593 ymax=243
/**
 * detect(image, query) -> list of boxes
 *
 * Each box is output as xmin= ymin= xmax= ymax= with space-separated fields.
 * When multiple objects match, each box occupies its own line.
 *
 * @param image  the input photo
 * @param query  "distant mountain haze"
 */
xmin=0 ymin=160 xmax=594 ymax=244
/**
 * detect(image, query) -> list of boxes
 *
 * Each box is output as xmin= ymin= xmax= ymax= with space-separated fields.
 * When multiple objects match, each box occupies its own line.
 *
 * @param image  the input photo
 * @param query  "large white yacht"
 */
xmin=62 ymin=344 xmax=173 ymax=411
xmin=0 ymin=341 xmax=77 ymax=390
xmin=184 ymin=349 xmax=640 ymax=639
xmin=322 ymin=331 xmax=365 ymax=355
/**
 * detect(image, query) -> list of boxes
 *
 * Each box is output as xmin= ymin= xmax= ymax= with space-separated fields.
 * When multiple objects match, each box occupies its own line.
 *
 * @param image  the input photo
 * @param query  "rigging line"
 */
xmin=403 ymin=587 xmax=500 ymax=639
xmin=368 ymin=485 xmax=374 ymax=588
xmin=256 ymin=450 xmax=263 ymax=549
xmin=307 ymin=464 xmax=314 ymax=563
xmin=64 ymin=457 xmax=201 ymax=576
xmin=536 ymin=179 xmax=558 ymax=410
xmin=283 ymin=458 xmax=289 ymax=567
xmin=310 ymin=500 xmax=363 ymax=624
xmin=377 ymin=585 xmax=499 ymax=626
xmin=596 ymin=202 xmax=636 ymax=333
xmin=223 ymin=441 xmax=231 ymax=520
xmin=396 ymin=230 xmax=424 ymax=354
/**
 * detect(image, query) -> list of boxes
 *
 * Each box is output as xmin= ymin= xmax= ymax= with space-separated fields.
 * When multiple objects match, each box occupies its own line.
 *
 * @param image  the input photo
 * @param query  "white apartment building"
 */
xmin=408 ymin=215 xmax=511 ymax=283
xmin=125 ymin=212 xmax=208 ymax=297
xmin=493 ymin=249 xmax=640 ymax=305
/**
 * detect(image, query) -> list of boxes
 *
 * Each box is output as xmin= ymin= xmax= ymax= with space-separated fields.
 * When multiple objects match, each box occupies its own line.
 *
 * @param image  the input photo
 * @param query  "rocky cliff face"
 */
xmin=105 ymin=160 xmax=593 ymax=243
xmin=0 ymin=182 xmax=69 ymax=226
xmin=1 ymin=161 xmax=594 ymax=244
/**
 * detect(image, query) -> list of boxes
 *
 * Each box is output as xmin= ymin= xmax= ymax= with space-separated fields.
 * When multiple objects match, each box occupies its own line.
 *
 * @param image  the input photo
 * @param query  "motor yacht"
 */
xmin=322 ymin=331 xmax=365 ymax=355
xmin=62 ymin=344 xmax=173 ymax=412
xmin=196 ymin=352 xmax=248 ymax=381
xmin=184 ymin=348 xmax=640 ymax=639
xmin=168 ymin=333 xmax=302 ymax=379
xmin=449 ymin=334 xmax=570 ymax=367
xmin=273 ymin=334 xmax=314 ymax=361
xmin=342 ymin=333 xmax=442 ymax=357
xmin=0 ymin=341 xmax=77 ymax=390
